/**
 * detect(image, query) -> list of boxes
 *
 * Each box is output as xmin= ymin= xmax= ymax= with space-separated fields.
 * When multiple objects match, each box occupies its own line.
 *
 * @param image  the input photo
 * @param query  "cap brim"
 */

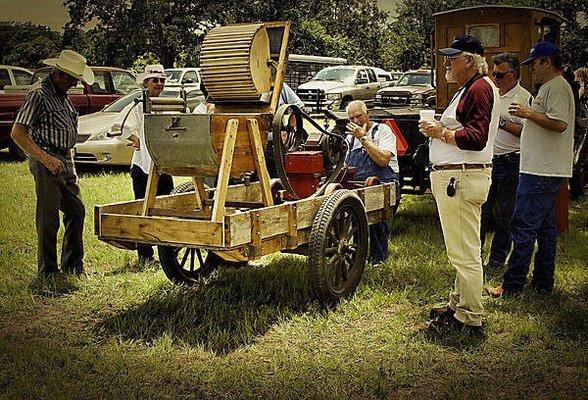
xmin=521 ymin=57 xmax=536 ymax=65
xmin=438 ymin=48 xmax=462 ymax=56
xmin=137 ymin=72 xmax=167 ymax=85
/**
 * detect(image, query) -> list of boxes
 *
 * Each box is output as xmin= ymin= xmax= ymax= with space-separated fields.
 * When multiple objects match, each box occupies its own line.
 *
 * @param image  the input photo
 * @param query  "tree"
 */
xmin=0 ymin=21 xmax=62 ymax=68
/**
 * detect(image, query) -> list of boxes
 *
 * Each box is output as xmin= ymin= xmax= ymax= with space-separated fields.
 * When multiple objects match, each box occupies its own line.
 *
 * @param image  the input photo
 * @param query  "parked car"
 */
xmin=296 ymin=65 xmax=390 ymax=112
xmin=0 ymin=66 xmax=139 ymax=160
xmin=0 ymin=65 xmax=33 ymax=94
xmin=74 ymin=87 xmax=203 ymax=166
xmin=164 ymin=68 xmax=201 ymax=87
xmin=375 ymin=69 xmax=436 ymax=108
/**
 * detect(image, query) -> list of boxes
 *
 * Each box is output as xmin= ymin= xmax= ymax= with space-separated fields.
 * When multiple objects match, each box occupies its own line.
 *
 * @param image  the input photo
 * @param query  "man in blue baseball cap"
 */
xmin=487 ymin=42 xmax=574 ymax=297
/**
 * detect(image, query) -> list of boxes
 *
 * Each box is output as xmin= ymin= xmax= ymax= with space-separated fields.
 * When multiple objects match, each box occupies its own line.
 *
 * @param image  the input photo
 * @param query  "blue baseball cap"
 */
xmin=521 ymin=42 xmax=562 ymax=65
xmin=438 ymin=34 xmax=484 ymax=57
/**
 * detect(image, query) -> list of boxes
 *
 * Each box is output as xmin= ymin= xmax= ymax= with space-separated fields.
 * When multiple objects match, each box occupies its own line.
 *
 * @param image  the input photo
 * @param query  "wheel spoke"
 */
xmin=196 ymin=249 xmax=205 ymax=267
xmin=189 ymin=249 xmax=195 ymax=272
xmin=179 ymin=248 xmax=190 ymax=268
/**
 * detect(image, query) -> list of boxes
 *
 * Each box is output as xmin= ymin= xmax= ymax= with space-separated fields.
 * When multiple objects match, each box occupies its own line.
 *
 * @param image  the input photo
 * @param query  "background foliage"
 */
xmin=0 ymin=0 xmax=586 ymax=72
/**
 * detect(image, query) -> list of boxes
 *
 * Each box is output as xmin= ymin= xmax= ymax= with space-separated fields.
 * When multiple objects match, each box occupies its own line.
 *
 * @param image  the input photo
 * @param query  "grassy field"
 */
xmin=0 ymin=158 xmax=587 ymax=399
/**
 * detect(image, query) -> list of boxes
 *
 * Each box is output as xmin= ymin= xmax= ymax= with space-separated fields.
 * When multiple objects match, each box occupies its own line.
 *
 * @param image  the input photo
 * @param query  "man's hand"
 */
xmin=419 ymin=120 xmax=445 ymax=139
xmin=346 ymin=122 xmax=367 ymax=139
xmin=127 ymin=134 xmax=140 ymax=149
xmin=42 ymin=154 xmax=66 ymax=175
xmin=508 ymin=102 xmax=532 ymax=119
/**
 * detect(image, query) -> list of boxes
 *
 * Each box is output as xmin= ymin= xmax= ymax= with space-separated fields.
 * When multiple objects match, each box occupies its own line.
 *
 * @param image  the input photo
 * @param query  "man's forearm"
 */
xmin=11 ymin=123 xmax=50 ymax=163
xmin=362 ymin=139 xmax=392 ymax=167
xmin=526 ymin=111 xmax=567 ymax=133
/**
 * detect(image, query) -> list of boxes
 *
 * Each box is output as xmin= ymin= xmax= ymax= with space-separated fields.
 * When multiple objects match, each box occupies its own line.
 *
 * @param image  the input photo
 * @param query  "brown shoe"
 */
xmin=485 ymin=285 xmax=504 ymax=298
xmin=429 ymin=305 xmax=454 ymax=320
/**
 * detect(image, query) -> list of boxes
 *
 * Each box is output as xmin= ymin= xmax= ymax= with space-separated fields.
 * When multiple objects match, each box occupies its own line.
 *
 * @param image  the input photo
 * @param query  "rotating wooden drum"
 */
xmin=200 ymin=23 xmax=271 ymax=101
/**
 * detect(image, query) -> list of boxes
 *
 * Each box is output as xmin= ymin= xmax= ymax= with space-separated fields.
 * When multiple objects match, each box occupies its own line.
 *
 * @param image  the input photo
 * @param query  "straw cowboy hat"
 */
xmin=43 ymin=50 xmax=95 ymax=85
xmin=136 ymin=64 xmax=167 ymax=85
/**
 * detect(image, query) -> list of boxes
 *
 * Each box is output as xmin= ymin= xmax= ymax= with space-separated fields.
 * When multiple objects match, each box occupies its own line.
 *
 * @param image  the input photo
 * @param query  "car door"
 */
xmin=355 ymin=69 xmax=371 ymax=100
xmin=366 ymin=68 xmax=380 ymax=98
xmin=88 ymin=70 xmax=117 ymax=113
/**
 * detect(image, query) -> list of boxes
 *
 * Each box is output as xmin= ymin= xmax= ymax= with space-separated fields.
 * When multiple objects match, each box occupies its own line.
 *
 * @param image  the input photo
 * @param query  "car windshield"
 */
xmin=165 ymin=70 xmax=182 ymax=82
xmin=103 ymin=90 xmax=141 ymax=112
xmin=396 ymin=73 xmax=431 ymax=86
xmin=312 ymin=68 xmax=355 ymax=82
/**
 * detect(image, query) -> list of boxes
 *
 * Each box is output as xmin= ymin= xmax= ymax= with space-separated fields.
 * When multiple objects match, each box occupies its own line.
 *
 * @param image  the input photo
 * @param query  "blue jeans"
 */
xmin=480 ymin=153 xmax=519 ymax=265
xmin=346 ymin=147 xmax=398 ymax=263
xmin=502 ymin=173 xmax=563 ymax=293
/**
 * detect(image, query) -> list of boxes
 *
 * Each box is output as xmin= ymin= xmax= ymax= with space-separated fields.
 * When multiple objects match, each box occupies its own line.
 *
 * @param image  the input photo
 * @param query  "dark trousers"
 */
xmin=130 ymin=165 xmax=174 ymax=261
xmin=480 ymin=153 xmax=519 ymax=265
xmin=502 ymin=174 xmax=562 ymax=294
xmin=29 ymin=156 xmax=85 ymax=276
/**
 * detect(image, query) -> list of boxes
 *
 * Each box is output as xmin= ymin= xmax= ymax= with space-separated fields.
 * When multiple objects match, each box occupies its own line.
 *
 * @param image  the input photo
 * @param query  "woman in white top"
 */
xmin=125 ymin=64 xmax=174 ymax=265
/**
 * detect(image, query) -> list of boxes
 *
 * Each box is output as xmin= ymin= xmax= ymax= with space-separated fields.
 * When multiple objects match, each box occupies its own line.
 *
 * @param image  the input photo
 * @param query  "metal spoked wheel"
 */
xmin=156 ymin=181 xmax=246 ymax=285
xmin=308 ymin=190 xmax=369 ymax=305
xmin=158 ymin=246 xmax=220 ymax=285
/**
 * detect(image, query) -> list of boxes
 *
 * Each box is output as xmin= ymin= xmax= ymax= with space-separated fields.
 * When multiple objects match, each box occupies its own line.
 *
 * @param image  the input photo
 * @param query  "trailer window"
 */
xmin=468 ymin=24 xmax=499 ymax=48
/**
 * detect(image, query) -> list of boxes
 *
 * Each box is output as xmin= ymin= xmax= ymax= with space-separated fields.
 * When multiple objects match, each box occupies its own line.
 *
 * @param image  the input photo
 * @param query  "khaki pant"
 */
xmin=431 ymin=168 xmax=491 ymax=327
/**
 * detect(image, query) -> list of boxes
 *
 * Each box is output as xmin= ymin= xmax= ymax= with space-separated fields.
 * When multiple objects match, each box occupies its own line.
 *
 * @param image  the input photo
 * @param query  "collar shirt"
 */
xmin=14 ymin=76 xmax=79 ymax=151
xmin=346 ymin=122 xmax=400 ymax=173
xmin=493 ymin=83 xmax=532 ymax=156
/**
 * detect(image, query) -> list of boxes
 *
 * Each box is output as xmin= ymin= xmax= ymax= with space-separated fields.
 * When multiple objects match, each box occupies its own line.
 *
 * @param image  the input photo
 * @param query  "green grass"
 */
xmin=0 ymin=159 xmax=587 ymax=399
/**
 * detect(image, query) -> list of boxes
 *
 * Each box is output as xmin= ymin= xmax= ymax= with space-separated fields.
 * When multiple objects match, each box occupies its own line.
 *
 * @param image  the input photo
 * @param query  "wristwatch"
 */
xmin=359 ymin=135 xmax=369 ymax=144
xmin=499 ymin=118 xmax=507 ymax=128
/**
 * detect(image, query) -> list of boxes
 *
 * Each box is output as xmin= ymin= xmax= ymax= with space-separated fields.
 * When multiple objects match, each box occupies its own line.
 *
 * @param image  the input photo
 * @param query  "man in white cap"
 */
xmin=124 ymin=64 xmax=174 ymax=265
xmin=11 ymin=49 xmax=94 ymax=280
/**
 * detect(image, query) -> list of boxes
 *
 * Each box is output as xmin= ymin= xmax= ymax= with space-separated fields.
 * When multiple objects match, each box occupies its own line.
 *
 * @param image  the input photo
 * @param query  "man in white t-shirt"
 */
xmin=480 ymin=53 xmax=532 ymax=275
xmin=487 ymin=42 xmax=574 ymax=297
xmin=345 ymin=100 xmax=399 ymax=264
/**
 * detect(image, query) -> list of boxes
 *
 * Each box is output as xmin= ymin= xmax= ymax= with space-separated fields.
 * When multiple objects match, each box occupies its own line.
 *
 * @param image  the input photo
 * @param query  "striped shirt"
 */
xmin=14 ymin=76 xmax=78 ymax=151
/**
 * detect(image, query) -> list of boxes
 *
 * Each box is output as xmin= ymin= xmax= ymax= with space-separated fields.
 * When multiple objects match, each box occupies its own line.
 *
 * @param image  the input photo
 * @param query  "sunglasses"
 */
xmin=492 ymin=70 xmax=513 ymax=79
xmin=150 ymin=78 xmax=165 ymax=83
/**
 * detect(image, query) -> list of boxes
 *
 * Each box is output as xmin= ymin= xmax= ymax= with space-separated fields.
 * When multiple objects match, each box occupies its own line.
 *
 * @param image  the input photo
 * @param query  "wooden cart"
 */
xmin=94 ymin=21 xmax=397 ymax=304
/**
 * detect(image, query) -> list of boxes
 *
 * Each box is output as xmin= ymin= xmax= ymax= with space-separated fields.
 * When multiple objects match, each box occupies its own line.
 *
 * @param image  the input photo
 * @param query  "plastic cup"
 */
xmin=419 ymin=109 xmax=435 ymax=123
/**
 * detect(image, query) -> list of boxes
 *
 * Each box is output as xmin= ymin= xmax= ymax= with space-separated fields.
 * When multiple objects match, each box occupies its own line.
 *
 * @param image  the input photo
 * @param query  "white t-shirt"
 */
xmin=494 ymin=83 xmax=532 ymax=155
xmin=346 ymin=122 xmax=399 ymax=173
xmin=520 ymin=75 xmax=574 ymax=177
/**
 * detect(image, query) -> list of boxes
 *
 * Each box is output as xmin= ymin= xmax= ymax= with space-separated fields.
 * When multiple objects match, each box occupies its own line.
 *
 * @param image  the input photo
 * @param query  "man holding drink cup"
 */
xmin=419 ymin=34 xmax=500 ymax=334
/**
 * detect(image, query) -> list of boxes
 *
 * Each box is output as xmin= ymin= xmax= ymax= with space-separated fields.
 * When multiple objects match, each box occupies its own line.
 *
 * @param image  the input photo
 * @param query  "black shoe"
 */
xmin=428 ymin=314 xmax=483 ymax=336
xmin=429 ymin=305 xmax=454 ymax=321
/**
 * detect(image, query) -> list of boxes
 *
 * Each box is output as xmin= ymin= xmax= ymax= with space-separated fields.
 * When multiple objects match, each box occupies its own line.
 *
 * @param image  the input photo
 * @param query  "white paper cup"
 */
xmin=419 ymin=109 xmax=435 ymax=123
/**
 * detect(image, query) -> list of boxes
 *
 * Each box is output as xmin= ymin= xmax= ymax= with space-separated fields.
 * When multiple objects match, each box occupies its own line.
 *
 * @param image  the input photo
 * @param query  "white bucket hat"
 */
xmin=136 ymin=64 xmax=167 ymax=85
xmin=43 ymin=50 xmax=94 ymax=85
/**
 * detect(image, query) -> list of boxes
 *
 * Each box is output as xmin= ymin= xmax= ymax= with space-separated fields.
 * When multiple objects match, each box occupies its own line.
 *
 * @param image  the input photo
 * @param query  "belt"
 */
xmin=493 ymin=151 xmax=520 ymax=160
xmin=432 ymin=163 xmax=492 ymax=171
xmin=40 ymin=145 xmax=70 ymax=157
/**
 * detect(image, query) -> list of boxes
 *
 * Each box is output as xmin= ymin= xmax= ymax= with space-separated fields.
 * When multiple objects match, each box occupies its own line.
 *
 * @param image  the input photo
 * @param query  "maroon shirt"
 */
xmin=454 ymin=74 xmax=495 ymax=151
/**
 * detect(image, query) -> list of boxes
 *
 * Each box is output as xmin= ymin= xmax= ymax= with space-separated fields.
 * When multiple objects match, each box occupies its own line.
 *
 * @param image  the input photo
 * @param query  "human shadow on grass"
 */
xmin=97 ymin=255 xmax=318 ymax=354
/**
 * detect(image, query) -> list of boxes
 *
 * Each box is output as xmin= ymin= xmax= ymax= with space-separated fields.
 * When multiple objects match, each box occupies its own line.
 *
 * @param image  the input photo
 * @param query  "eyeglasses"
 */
xmin=150 ymin=78 xmax=165 ymax=83
xmin=492 ymin=70 xmax=514 ymax=79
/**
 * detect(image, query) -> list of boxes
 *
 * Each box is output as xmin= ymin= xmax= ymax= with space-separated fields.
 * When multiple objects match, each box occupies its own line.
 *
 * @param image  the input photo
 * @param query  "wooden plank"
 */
xmin=226 ymin=212 xmax=251 ymax=247
xmin=249 ymin=210 xmax=262 ymax=257
xmin=192 ymin=177 xmax=203 ymax=210
xmin=100 ymin=214 xmax=224 ymax=247
xmin=287 ymin=203 xmax=298 ymax=248
xmin=269 ymin=22 xmax=291 ymax=114
xmin=142 ymin=164 xmax=160 ymax=216
xmin=211 ymin=119 xmax=239 ymax=222
xmin=247 ymin=118 xmax=273 ymax=207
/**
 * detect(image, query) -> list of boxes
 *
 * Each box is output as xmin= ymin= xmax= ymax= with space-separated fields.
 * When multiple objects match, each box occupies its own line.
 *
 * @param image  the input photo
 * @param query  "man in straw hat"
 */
xmin=11 ymin=49 xmax=94 ymax=280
